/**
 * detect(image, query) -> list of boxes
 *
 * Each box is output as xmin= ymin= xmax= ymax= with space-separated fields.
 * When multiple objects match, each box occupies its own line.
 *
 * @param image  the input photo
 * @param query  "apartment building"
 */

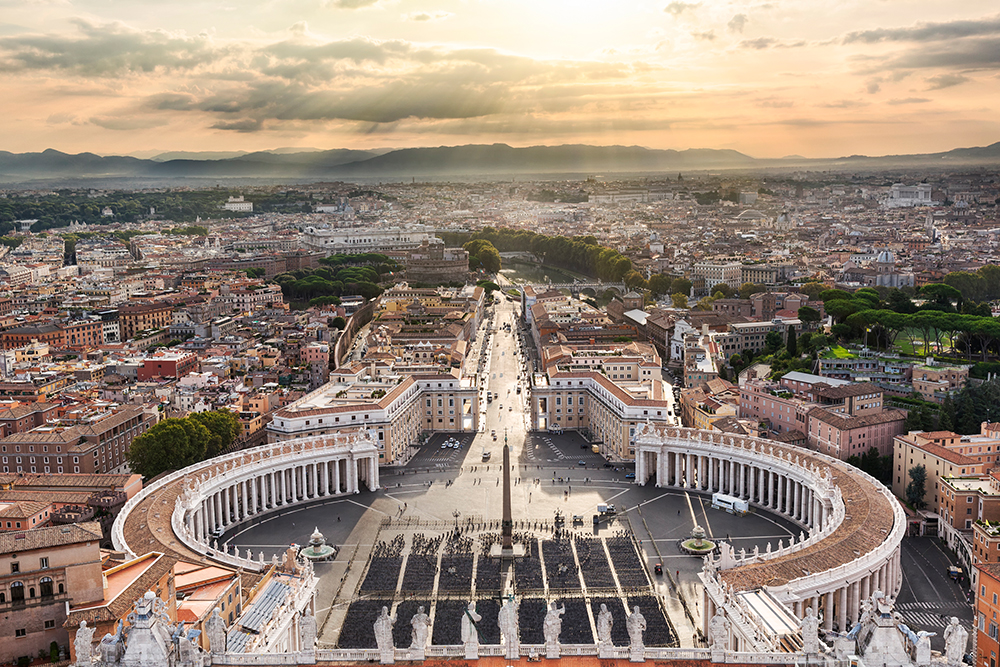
xmin=0 ymin=522 xmax=104 ymax=665
xmin=118 ymin=302 xmax=173 ymax=340
xmin=893 ymin=430 xmax=984 ymax=511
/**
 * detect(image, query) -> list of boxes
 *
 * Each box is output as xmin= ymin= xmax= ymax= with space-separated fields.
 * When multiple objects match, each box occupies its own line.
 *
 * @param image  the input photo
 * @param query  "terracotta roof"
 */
xmin=898 ymin=436 xmax=978 ymax=466
xmin=807 ymin=407 xmax=906 ymax=430
xmin=811 ymin=382 xmax=881 ymax=400
xmin=0 ymin=520 xmax=101 ymax=553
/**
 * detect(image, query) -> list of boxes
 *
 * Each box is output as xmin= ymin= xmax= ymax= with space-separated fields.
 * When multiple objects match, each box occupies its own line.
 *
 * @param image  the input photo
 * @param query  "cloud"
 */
xmin=0 ymin=18 xmax=224 ymax=76
xmin=211 ymin=118 xmax=264 ymax=132
xmin=926 ymin=73 xmax=969 ymax=89
xmin=843 ymin=15 xmax=1000 ymax=44
xmin=865 ymin=80 xmax=880 ymax=94
xmin=691 ymin=30 xmax=715 ymax=41
xmin=884 ymin=39 xmax=1000 ymax=69
xmin=89 ymin=115 xmax=169 ymax=130
xmin=886 ymin=97 xmax=929 ymax=105
xmin=404 ymin=11 xmax=452 ymax=22
xmin=737 ymin=37 xmax=805 ymax=49
xmin=727 ymin=14 xmax=748 ymax=33
xmin=329 ymin=0 xmax=380 ymax=8
xmin=664 ymin=2 xmax=699 ymax=16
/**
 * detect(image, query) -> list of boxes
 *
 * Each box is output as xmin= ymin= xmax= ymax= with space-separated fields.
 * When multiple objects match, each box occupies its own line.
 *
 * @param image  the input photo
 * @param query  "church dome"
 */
xmin=875 ymin=250 xmax=895 ymax=264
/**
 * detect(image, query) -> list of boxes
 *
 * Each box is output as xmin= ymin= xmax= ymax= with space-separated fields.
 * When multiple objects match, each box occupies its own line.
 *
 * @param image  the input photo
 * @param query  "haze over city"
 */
xmin=2 ymin=0 xmax=999 ymax=158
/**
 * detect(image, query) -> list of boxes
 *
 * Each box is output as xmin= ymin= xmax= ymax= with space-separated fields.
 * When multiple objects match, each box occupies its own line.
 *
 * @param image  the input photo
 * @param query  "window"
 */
xmin=10 ymin=582 xmax=23 ymax=603
xmin=10 ymin=563 xmax=18 ymax=574
xmin=39 ymin=557 xmax=48 ymax=569
xmin=14 ymin=629 xmax=25 ymax=638
xmin=40 ymin=577 xmax=53 ymax=597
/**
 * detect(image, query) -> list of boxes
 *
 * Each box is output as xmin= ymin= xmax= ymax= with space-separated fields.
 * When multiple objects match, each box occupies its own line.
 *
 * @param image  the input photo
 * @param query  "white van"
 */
xmin=711 ymin=492 xmax=749 ymax=515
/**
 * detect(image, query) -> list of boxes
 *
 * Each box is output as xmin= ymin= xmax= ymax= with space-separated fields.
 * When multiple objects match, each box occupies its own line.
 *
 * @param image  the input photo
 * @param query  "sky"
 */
xmin=1 ymin=0 xmax=999 ymax=158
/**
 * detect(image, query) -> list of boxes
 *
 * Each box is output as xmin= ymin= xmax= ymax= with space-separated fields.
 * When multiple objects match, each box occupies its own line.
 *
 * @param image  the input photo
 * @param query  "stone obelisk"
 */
xmin=501 ymin=442 xmax=513 ymax=556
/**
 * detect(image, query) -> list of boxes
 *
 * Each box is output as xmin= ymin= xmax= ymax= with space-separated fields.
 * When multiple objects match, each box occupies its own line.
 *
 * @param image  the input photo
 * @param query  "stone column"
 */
xmin=838 ymin=586 xmax=847 ymax=633
xmin=370 ymin=456 xmax=379 ymax=490
xmin=738 ymin=462 xmax=745 ymax=498
xmin=222 ymin=486 xmax=230 ymax=525
xmin=334 ymin=458 xmax=341 ymax=494
xmin=823 ymin=592 xmax=834 ymax=632
xmin=849 ymin=580 xmax=860 ymax=627
xmin=350 ymin=457 xmax=359 ymax=493
xmin=320 ymin=461 xmax=329 ymax=496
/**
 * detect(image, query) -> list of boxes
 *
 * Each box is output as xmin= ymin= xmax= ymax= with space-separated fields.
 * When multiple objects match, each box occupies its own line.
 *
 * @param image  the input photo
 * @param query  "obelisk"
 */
xmin=501 ymin=442 xmax=513 ymax=556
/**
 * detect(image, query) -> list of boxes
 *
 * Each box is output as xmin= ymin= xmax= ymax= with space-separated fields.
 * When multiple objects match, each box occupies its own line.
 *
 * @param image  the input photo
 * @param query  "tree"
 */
xmin=671 ymin=278 xmax=693 ymax=296
xmin=730 ymin=353 xmax=744 ymax=370
xmin=797 ymin=281 xmax=826 ymax=300
xmin=332 ymin=316 xmax=347 ymax=329
xmin=920 ymin=283 xmax=963 ymax=309
xmin=623 ymin=269 xmax=647 ymax=290
xmin=126 ymin=418 xmax=211 ymax=479
xmin=671 ymin=293 xmax=688 ymax=309
xmin=797 ymin=305 xmax=821 ymax=326
xmin=647 ymin=274 xmax=673 ymax=297
xmin=786 ymin=325 xmax=798 ymax=357
xmin=906 ymin=465 xmax=927 ymax=509
xmin=764 ymin=330 xmax=783 ymax=354
xmin=710 ymin=283 xmax=736 ymax=298
xmin=464 ymin=239 xmax=502 ymax=273
xmin=189 ymin=410 xmax=242 ymax=458
xmin=904 ymin=409 xmax=923 ymax=432
xmin=739 ymin=282 xmax=763 ymax=300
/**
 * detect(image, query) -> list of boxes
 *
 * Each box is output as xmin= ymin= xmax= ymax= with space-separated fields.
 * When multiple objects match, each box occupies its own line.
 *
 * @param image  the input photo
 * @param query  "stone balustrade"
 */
xmin=113 ymin=429 xmax=381 ymax=570
xmin=633 ymin=425 xmax=903 ymax=653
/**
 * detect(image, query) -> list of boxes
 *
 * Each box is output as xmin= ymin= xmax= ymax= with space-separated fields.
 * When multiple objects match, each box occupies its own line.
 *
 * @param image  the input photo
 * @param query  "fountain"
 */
xmin=299 ymin=527 xmax=337 ymax=562
xmin=680 ymin=525 xmax=716 ymax=555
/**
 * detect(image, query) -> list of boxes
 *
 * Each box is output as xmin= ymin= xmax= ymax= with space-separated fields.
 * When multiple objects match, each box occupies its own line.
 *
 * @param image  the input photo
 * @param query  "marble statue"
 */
xmin=498 ymin=597 xmax=520 ymax=659
xmin=915 ymin=630 xmax=935 ymax=666
xmin=543 ymin=601 xmax=565 ymax=657
xmin=627 ymin=606 xmax=646 ymax=661
xmin=374 ymin=606 xmax=395 ymax=663
xmin=943 ymin=617 xmax=968 ymax=667
xmin=800 ymin=606 xmax=821 ymax=654
xmin=461 ymin=602 xmax=482 ymax=659
xmin=299 ymin=609 xmax=317 ymax=652
xmin=74 ymin=620 xmax=95 ymax=667
xmin=710 ymin=612 xmax=730 ymax=653
xmin=597 ymin=603 xmax=614 ymax=645
xmin=205 ymin=607 xmax=226 ymax=653
xmin=410 ymin=605 xmax=430 ymax=650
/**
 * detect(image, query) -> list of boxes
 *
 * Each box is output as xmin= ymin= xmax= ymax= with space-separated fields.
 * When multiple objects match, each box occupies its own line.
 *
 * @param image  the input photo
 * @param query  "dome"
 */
xmin=875 ymin=250 xmax=895 ymax=264
xmin=735 ymin=209 xmax=768 ymax=220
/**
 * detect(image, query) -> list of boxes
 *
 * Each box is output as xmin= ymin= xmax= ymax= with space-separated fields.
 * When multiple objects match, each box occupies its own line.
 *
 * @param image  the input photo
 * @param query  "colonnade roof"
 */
xmin=719 ymin=451 xmax=895 ymax=591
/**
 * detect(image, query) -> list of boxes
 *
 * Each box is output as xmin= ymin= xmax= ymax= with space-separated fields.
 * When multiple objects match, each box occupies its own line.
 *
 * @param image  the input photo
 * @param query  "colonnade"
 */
xmin=633 ymin=426 xmax=905 ymax=653
xmin=188 ymin=454 xmax=378 ymax=543
xmin=643 ymin=450 xmax=825 ymax=529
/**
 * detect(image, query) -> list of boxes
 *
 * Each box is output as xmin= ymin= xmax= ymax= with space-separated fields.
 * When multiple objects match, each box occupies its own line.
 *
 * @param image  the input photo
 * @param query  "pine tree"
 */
xmin=786 ymin=325 xmax=798 ymax=357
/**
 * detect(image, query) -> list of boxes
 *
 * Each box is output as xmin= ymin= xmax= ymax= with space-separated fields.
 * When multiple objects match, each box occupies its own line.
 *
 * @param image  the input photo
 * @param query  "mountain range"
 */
xmin=1 ymin=141 xmax=999 ymax=183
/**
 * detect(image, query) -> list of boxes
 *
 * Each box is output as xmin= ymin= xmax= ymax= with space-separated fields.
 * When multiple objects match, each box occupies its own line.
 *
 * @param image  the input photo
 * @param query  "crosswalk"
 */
xmin=523 ymin=436 xmax=566 ymax=462
xmin=896 ymin=602 xmax=971 ymax=632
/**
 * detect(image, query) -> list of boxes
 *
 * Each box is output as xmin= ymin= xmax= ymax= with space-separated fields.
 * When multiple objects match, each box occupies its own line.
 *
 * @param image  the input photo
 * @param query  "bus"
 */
xmin=711 ymin=492 xmax=749 ymax=516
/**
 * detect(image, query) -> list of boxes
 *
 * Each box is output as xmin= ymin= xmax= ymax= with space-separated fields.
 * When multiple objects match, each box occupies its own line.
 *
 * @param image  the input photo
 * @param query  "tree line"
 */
xmin=126 ymin=410 xmax=242 ymax=479
xmin=438 ymin=228 xmax=632 ymax=282
xmin=274 ymin=253 xmax=397 ymax=306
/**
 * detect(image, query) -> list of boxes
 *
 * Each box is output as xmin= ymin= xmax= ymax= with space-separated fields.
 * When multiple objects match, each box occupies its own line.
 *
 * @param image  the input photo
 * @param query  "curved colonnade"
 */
xmin=634 ymin=425 xmax=905 ymax=653
xmin=112 ymin=430 xmax=380 ymax=571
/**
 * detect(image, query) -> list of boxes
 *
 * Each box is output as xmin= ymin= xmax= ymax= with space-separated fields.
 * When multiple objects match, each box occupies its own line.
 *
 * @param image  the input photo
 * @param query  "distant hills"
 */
xmin=1 ymin=141 xmax=999 ymax=183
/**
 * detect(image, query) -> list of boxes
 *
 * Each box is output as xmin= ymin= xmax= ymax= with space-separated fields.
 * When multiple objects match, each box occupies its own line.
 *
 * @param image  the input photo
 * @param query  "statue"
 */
xmin=800 ymin=607 xmax=820 ymax=654
xmin=410 ymin=605 xmax=430 ymax=654
xmin=627 ymin=606 xmax=646 ymax=661
xmin=74 ymin=620 xmax=95 ymax=667
xmin=597 ymin=602 xmax=614 ymax=657
xmin=915 ymin=630 xmax=935 ymax=666
xmin=498 ymin=597 xmax=520 ymax=659
xmin=206 ymin=607 xmax=227 ymax=653
xmin=99 ymin=632 xmax=122 ymax=665
xmin=543 ymin=601 xmax=565 ymax=657
xmin=709 ymin=612 xmax=730 ymax=653
xmin=461 ymin=602 xmax=482 ymax=659
xmin=943 ymin=617 xmax=968 ymax=667
xmin=374 ymin=606 xmax=395 ymax=663
xmin=299 ymin=609 xmax=317 ymax=652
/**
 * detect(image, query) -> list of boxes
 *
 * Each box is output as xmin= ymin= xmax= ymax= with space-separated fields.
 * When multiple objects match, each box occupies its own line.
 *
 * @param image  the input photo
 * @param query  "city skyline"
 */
xmin=1 ymin=0 xmax=998 ymax=158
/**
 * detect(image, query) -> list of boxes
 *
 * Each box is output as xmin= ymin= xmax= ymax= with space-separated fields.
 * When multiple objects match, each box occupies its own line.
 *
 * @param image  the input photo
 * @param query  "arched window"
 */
xmin=0 ymin=592 xmax=4 ymax=603
xmin=58 ymin=583 xmax=64 ymax=594
xmin=40 ymin=577 xmax=53 ymax=597
xmin=10 ymin=581 xmax=23 ymax=603
xmin=29 ymin=587 xmax=35 ymax=598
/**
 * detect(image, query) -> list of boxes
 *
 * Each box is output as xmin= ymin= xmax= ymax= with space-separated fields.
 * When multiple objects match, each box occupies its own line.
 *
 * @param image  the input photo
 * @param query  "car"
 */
xmin=508 ymin=405 xmax=512 ymax=411
xmin=441 ymin=444 xmax=448 ymax=449
xmin=625 ymin=472 xmax=636 ymax=479
xmin=499 ymin=405 xmax=503 ymax=410
xmin=654 ymin=563 xmax=662 ymax=575
xmin=578 ymin=460 xmax=587 ymax=466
